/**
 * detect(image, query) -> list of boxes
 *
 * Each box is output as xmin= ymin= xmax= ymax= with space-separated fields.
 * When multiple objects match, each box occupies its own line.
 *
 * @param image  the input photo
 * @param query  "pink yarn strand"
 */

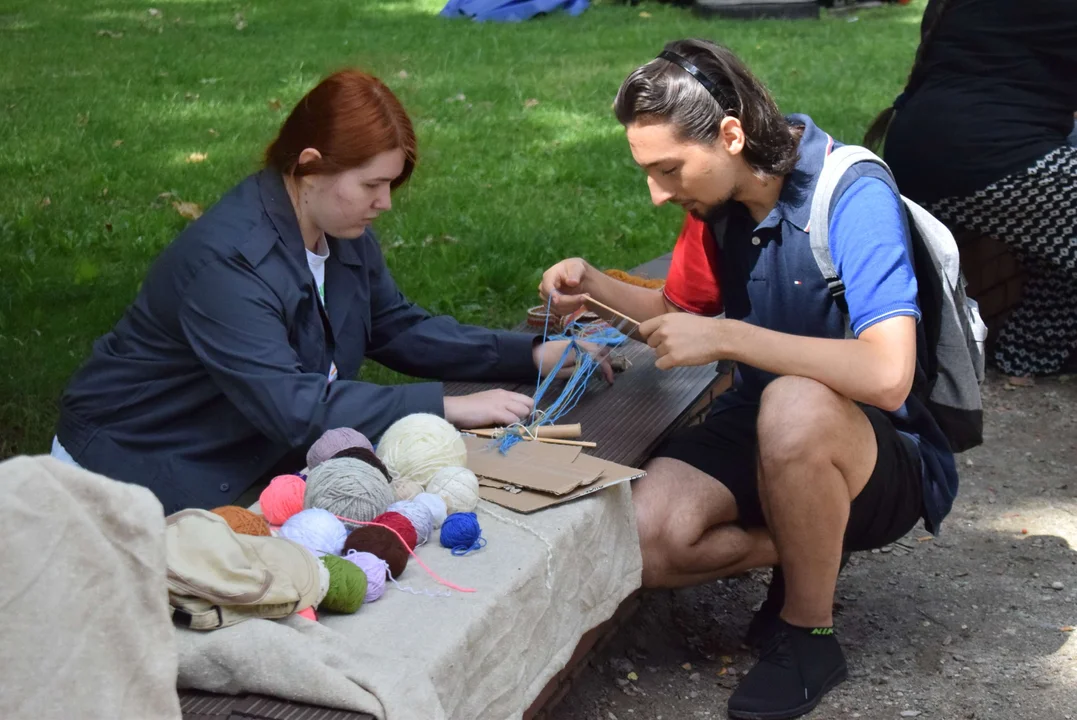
xmin=333 ymin=515 xmax=476 ymax=593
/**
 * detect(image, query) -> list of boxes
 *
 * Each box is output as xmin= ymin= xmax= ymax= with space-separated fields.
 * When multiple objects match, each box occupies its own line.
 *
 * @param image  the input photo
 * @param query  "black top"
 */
xmin=883 ymin=0 xmax=1077 ymax=204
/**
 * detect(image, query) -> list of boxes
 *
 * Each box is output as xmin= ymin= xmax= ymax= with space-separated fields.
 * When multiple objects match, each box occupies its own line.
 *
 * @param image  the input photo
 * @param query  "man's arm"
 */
xmin=712 ymin=317 xmax=916 ymax=411
xmin=641 ymin=176 xmax=921 ymax=412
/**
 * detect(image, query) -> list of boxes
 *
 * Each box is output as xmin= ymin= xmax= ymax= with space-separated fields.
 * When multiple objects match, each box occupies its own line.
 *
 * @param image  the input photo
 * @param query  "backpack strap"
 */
xmin=808 ymin=145 xmax=896 ymax=333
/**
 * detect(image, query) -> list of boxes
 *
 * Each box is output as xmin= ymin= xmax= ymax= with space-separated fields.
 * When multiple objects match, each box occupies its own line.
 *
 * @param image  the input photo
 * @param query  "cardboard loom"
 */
xmin=463 ymin=435 xmax=645 ymax=513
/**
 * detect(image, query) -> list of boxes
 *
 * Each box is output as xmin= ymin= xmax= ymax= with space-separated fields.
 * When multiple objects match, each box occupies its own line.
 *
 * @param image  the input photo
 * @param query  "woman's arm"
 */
xmin=363 ymin=241 xmax=539 ymax=383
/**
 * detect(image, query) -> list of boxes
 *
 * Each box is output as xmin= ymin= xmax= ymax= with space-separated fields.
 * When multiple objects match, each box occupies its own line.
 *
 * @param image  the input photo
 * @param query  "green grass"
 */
xmin=0 ymin=0 xmax=924 ymax=457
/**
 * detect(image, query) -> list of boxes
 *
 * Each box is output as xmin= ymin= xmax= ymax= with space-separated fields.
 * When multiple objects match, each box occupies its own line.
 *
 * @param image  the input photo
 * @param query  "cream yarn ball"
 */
xmin=426 ymin=466 xmax=480 ymax=514
xmin=392 ymin=479 xmax=424 ymax=502
xmin=375 ymin=413 xmax=466 ymax=486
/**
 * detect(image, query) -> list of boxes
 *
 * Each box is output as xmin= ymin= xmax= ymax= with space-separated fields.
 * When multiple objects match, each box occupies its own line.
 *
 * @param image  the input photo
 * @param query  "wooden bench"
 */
xmin=179 ymin=254 xmax=730 ymax=720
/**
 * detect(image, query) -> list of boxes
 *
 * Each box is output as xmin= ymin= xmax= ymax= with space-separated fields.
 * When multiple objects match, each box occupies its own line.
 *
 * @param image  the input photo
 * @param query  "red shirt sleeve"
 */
xmin=663 ymin=214 xmax=722 ymax=316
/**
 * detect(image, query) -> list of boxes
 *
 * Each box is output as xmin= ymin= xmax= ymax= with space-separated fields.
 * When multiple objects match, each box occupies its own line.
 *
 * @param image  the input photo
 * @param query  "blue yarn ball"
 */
xmin=439 ymin=512 xmax=485 ymax=556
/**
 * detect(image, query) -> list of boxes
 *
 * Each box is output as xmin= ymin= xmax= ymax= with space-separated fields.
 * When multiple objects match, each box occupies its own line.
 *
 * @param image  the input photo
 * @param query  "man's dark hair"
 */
xmin=613 ymin=38 xmax=801 ymax=176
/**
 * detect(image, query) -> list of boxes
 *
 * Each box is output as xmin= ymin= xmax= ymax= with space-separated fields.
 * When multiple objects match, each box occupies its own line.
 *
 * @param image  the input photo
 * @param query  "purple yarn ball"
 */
xmin=307 ymin=428 xmax=374 ymax=470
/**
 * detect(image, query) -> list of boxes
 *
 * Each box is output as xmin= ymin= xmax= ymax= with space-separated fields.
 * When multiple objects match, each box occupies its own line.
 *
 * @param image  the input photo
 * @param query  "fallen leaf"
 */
xmin=721 ymin=655 xmax=733 ymax=664
xmin=917 ymin=536 xmax=933 ymax=543
xmin=1061 ymin=626 xmax=1074 ymax=632
xmin=626 ymin=671 xmax=638 ymax=681
xmin=681 ymin=662 xmax=692 ymax=671
xmin=158 ymin=191 xmax=175 ymax=199
xmin=1021 ymin=529 xmax=1029 ymax=534
xmin=101 ymin=187 xmax=109 ymax=197
xmin=96 ymin=29 xmax=123 ymax=38
xmin=397 ymin=70 xmax=409 ymax=79
xmin=172 ymin=200 xmax=203 ymax=220
xmin=112 ymin=139 xmax=124 ymax=148
xmin=717 ymin=667 xmax=728 ymax=676
xmin=639 ymin=11 xmax=651 ymax=17
xmin=208 ymin=128 xmax=219 ymax=136
xmin=39 ymin=196 xmax=51 ymax=208
xmin=524 ymin=98 xmax=540 ymax=109
xmin=186 ymin=152 xmax=208 ymax=163
xmin=148 ymin=8 xmax=161 ymax=17
xmin=268 ymin=98 xmax=282 ymax=112
xmin=234 ymin=13 xmax=247 ymax=30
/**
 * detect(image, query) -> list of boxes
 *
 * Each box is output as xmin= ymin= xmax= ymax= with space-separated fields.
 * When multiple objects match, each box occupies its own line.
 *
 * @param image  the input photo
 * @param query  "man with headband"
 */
xmin=540 ymin=39 xmax=959 ymax=719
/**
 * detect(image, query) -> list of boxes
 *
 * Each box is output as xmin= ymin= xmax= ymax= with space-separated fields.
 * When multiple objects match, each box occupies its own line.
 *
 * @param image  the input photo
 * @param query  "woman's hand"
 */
xmin=444 ymin=389 xmax=535 ymax=429
xmin=533 ymin=340 xmax=615 ymax=384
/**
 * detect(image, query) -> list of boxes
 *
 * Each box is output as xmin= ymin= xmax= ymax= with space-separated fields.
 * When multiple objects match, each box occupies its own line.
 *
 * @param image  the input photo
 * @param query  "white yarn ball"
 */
xmin=392 ymin=479 xmax=424 ymax=502
xmin=426 ymin=466 xmax=480 ymax=515
xmin=413 ymin=492 xmax=448 ymax=528
xmin=375 ymin=413 xmax=466 ymax=487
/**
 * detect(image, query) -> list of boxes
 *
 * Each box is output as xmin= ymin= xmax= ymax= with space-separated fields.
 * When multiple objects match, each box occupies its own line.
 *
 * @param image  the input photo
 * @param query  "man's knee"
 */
xmin=632 ymin=457 xmax=736 ymax=586
xmin=757 ymin=376 xmax=845 ymax=471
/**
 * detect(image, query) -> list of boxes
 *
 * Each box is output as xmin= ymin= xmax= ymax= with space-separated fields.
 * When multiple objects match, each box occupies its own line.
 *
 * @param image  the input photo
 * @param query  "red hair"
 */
xmin=265 ymin=69 xmax=417 ymax=189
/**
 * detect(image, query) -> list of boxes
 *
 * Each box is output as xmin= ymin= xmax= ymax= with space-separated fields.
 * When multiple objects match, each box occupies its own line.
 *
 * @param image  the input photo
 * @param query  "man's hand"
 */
xmin=533 ymin=339 xmax=615 ymax=384
xmin=444 ymin=389 xmax=534 ymax=429
xmin=539 ymin=258 xmax=592 ymax=316
xmin=637 ymin=314 xmax=725 ymax=370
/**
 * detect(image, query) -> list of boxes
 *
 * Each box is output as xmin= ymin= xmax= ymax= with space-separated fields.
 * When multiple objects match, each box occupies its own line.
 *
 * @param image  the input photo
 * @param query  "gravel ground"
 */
xmin=553 ymin=371 xmax=1077 ymax=720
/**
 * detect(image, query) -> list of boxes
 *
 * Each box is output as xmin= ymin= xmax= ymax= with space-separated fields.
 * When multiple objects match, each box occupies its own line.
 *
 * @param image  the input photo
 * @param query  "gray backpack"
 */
xmin=810 ymin=145 xmax=988 ymax=453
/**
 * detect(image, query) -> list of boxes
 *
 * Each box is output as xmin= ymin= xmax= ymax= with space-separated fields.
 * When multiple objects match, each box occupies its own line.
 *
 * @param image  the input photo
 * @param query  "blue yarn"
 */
xmin=498 ymin=295 xmax=629 ymax=454
xmin=440 ymin=512 xmax=486 ymax=556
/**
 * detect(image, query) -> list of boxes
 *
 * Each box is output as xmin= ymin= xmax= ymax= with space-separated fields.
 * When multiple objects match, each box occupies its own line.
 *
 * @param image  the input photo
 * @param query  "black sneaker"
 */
xmin=743 ymin=552 xmax=852 ymax=652
xmin=727 ymin=620 xmax=848 ymax=720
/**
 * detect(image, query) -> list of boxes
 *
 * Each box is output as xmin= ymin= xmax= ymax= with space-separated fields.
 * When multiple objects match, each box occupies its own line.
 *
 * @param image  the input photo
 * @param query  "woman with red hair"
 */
xmin=51 ymin=69 xmax=595 ymax=513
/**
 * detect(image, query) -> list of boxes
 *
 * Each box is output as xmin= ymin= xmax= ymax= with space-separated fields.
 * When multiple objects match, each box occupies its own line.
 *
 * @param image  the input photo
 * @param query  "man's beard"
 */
xmin=687 ymin=187 xmax=736 ymax=223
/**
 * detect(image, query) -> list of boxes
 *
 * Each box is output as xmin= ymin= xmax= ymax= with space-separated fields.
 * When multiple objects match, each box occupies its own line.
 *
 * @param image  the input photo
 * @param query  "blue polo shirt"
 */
xmin=705 ymin=114 xmax=959 ymax=534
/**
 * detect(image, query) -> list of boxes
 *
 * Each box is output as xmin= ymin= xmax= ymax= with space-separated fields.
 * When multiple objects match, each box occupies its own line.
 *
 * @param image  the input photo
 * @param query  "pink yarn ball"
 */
xmin=307 ymin=428 xmax=374 ymax=470
xmin=296 ymin=606 xmax=318 ymax=622
xmin=259 ymin=474 xmax=306 ymax=525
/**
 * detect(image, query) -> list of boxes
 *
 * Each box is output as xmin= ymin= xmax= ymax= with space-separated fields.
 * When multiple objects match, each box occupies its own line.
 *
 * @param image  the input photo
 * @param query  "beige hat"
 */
xmin=166 ymin=509 xmax=323 ymax=630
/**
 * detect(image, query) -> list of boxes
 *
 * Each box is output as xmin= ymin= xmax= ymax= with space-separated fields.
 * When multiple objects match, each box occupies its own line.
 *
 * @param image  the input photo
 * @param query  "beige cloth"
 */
xmin=0 ymin=456 xmax=181 ymax=720
xmin=166 ymin=509 xmax=324 ymax=629
xmin=177 ymin=485 xmax=643 ymax=719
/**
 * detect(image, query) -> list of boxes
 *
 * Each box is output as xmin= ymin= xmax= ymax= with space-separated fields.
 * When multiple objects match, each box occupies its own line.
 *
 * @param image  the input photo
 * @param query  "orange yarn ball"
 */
xmin=211 ymin=505 xmax=271 ymax=536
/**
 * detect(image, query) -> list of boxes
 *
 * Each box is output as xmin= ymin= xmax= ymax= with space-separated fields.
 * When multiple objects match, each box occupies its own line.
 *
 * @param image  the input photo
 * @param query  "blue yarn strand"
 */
xmin=495 ymin=302 xmax=630 ymax=454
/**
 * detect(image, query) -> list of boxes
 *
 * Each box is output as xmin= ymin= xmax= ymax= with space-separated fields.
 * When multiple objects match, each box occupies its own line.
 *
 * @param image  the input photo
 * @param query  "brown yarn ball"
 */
xmin=343 ymin=525 xmax=408 ymax=579
xmin=330 ymin=446 xmax=391 ymax=482
xmin=211 ymin=505 xmax=271 ymax=536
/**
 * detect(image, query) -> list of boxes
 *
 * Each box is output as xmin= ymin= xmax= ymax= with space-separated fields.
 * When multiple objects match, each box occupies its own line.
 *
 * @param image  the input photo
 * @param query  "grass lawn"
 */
xmin=0 ymin=0 xmax=924 ymax=458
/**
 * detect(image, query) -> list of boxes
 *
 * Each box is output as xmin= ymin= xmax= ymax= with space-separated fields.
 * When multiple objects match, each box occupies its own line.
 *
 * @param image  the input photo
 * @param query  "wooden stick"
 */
xmin=468 ymin=423 xmax=581 ymax=439
xmin=583 ymin=296 xmax=641 ymax=330
xmin=464 ymin=429 xmax=597 ymax=448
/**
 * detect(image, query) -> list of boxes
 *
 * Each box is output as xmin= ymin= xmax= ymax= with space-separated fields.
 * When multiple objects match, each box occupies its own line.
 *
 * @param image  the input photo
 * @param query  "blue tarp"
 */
xmin=439 ymin=0 xmax=589 ymax=22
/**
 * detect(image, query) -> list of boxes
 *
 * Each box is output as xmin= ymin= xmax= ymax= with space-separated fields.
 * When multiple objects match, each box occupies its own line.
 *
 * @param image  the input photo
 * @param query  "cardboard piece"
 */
xmin=463 ymin=436 xmax=598 ymax=496
xmin=464 ymin=435 xmax=646 ymax=513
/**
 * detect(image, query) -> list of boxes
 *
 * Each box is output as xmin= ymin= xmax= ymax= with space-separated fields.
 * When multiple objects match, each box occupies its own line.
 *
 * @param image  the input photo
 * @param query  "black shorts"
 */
xmin=651 ymin=401 xmax=925 ymax=552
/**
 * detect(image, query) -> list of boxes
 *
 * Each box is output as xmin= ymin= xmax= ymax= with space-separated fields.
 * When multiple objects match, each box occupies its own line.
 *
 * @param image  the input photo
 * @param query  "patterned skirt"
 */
xmin=927 ymin=146 xmax=1077 ymax=377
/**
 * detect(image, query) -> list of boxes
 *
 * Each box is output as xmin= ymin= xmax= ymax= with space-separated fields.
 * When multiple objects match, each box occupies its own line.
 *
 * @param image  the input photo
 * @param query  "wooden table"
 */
xmin=179 ymin=254 xmax=729 ymax=720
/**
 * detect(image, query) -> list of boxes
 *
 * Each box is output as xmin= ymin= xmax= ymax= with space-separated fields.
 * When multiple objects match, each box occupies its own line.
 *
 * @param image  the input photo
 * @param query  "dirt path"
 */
xmin=553 ymin=372 xmax=1077 ymax=720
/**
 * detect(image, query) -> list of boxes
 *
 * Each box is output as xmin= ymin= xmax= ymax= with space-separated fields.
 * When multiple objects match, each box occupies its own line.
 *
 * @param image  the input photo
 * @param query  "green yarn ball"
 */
xmin=319 ymin=554 xmax=368 ymax=614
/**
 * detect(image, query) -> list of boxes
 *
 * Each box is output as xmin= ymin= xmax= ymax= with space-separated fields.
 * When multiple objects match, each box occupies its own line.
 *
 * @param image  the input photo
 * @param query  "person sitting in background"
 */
xmin=867 ymin=0 xmax=1077 ymax=385
xmin=52 ymin=68 xmax=603 ymax=513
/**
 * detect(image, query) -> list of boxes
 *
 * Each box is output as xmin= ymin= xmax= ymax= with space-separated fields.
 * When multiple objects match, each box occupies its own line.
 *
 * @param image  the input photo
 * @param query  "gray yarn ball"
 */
xmin=304 ymin=457 xmax=394 ymax=530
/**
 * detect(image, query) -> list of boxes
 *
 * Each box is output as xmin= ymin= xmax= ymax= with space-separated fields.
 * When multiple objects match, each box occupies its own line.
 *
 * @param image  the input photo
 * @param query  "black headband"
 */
xmin=657 ymin=50 xmax=733 ymax=111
